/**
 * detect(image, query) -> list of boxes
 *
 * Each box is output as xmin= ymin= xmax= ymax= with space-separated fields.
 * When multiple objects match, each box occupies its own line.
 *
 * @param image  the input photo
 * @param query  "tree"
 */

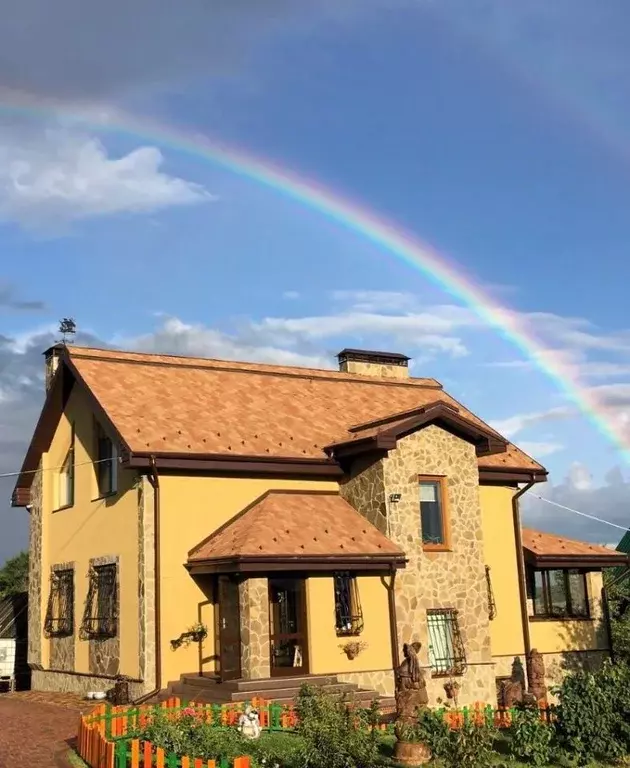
xmin=0 ymin=551 xmax=29 ymax=598
xmin=604 ymin=571 xmax=630 ymax=663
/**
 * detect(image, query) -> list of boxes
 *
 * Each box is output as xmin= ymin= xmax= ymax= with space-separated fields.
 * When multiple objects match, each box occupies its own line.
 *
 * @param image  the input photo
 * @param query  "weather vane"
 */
xmin=58 ymin=318 xmax=76 ymax=345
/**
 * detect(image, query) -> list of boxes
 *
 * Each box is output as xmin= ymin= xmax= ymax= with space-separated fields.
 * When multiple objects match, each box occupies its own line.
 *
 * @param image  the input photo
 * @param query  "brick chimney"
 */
xmin=337 ymin=348 xmax=410 ymax=380
xmin=44 ymin=344 xmax=65 ymax=392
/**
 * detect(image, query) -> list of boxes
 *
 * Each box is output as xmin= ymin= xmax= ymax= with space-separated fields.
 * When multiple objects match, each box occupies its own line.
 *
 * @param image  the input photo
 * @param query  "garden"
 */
xmin=76 ymin=660 xmax=630 ymax=768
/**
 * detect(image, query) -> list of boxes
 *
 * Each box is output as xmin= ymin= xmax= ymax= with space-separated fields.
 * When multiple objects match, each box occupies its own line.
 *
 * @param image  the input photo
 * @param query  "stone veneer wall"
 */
xmin=239 ymin=578 xmax=271 ymax=679
xmin=343 ymin=424 xmax=495 ymax=704
xmin=337 ymin=669 xmax=395 ymax=697
xmin=27 ymin=461 xmax=44 ymax=671
xmin=340 ymin=455 xmax=387 ymax=534
xmin=48 ymin=561 xmax=76 ymax=671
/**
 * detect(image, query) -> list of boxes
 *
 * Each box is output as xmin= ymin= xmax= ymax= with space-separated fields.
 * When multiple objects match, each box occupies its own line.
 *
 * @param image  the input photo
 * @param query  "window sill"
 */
xmin=52 ymin=504 xmax=74 ymax=513
xmin=423 ymin=544 xmax=451 ymax=553
xmin=431 ymin=670 xmax=465 ymax=679
xmin=91 ymin=492 xmax=118 ymax=502
xmin=529 ymin=615 xmax=591 ymax=622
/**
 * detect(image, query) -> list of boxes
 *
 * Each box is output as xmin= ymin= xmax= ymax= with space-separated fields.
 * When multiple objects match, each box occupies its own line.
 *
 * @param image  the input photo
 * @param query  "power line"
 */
xmin=531 ymin=494 xmax=630 ymax=534
xmin=0 ymin=456 xmax=121 ymax=480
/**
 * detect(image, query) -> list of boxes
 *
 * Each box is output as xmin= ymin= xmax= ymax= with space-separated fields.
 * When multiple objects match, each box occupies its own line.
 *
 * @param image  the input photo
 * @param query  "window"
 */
xmin=419 ymin=477 xmax=448 ymax=548
xmin=95 ymin=421 xmax=118 ymax=498
xmin=44 ymin=569 xmax=74 ymax=637
xmin=529 ymin=568 xmax=589 ymax=619
xmin=334 ymin=572 xmax=364 ymax=636
xmin=83 ymin=563 xmax=118 ymax=637
xmin=427 ymin=608 xmax=466 ymax=676
xmin=57 ymin=445 xmax=75 ymax=509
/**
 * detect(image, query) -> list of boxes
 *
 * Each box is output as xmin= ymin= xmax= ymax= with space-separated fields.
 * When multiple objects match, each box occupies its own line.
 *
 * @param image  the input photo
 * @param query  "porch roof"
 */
xmin=522 ymin=528 xmax=630 ymax=569
xmin=186 ymin=490 xmax=406 ymax=574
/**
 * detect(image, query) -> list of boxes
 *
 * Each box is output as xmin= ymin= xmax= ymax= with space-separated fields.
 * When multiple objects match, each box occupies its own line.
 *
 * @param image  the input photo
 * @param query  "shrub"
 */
xmin=554 ymin=659 xmax=630 ymax=765
xmin=505 ymin=704 xmax=554 ymax=766
xmin=441 ymin=716 xmax=498 ymax=768
xmin=294 ymin=685 xmax=381 ymax=768
xmin=413 ymin=708 xmax=452 ymax=758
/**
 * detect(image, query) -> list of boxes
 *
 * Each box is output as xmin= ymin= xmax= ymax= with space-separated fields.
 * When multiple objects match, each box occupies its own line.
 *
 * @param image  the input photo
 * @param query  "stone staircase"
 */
xmin=157 ymin=673 xmax=395 ymax=709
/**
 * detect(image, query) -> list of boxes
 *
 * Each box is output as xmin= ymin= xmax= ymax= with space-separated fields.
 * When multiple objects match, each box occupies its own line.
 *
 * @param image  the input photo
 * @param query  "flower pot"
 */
xmin=394 ymin=741 xmax=431 ymax=766
xmin=345 ymin=648 xmax=359 ymax=660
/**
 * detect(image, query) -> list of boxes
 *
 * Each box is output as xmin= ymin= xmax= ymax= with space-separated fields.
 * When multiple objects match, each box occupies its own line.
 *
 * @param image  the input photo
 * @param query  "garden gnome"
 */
xmin=237 ymin=705 xmax=261 ymax=740
xmin=394 ymin=641 xmax=431 ymax=765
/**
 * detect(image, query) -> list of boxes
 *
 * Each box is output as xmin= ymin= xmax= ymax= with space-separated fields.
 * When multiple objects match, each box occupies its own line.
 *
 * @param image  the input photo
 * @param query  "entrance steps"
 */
xmin=157 ymin=673 xmax=395 ymax=709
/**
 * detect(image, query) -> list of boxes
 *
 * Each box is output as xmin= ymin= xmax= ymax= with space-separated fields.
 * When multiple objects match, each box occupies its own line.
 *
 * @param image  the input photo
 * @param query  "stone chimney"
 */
xmin=44 ymin=344 xmax=65 ymax=392
xmin=337 ymin=348 xmax=410 ymax=380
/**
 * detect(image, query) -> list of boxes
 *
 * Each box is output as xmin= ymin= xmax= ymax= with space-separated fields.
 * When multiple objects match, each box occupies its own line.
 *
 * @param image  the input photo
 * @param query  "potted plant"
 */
xmin=170 ymin=622 xmax=208 ymax=650
xmin=339 ymin=640 xmax=368 ymax=660
xmin=443 ymin=678 xmax=461 ymax=705
xmin=393 ymin=721 xmax=432 ymax=766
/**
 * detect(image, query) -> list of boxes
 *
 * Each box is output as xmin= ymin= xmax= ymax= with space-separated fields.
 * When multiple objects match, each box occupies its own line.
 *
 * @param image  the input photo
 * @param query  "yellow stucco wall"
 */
xmin=480 ymin=485 xmax=526 ymax=659
xmin=480 ymin=486 xmax=607 ymax=666
xmin=306 ymin=575 xmax=392 ymax=675
xmin=44 ymin=386 xmax=140 ymax=676
xmin=158 ymin=475 xmax=338 ymax=685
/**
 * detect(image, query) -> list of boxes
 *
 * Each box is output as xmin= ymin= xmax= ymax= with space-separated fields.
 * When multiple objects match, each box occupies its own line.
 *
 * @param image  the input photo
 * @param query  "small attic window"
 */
xmin=94 ymin=421 xmax=118 ymax=498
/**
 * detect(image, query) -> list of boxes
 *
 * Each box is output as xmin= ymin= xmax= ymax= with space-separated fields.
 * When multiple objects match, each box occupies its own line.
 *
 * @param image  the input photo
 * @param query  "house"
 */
xmin=12 ymin=344 xmax=629 ymax=705
xmin=0 ymin=593 xmax=29 ymax=692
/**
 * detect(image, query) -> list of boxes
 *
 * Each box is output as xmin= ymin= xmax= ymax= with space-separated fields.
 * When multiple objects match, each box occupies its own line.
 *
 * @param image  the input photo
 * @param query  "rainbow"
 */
xmin=1 ymin=89 xmax=627 ymax=462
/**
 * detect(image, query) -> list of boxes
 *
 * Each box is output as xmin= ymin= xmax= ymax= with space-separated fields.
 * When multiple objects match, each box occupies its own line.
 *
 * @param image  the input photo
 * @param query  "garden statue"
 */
xmin=500 ymin=657 xmax=525 ymax=707
xmin=526 ymin=648 xmax=547 ymax=706
xmin=238 ymin=705 xmax=261 ymax=740
xmin=393 ymin=641 xmax=431 ymax=765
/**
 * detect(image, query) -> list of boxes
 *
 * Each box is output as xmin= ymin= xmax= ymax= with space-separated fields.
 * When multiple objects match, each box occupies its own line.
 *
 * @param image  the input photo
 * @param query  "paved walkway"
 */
xmin=0 ymin=692 xmax=87 ymax=766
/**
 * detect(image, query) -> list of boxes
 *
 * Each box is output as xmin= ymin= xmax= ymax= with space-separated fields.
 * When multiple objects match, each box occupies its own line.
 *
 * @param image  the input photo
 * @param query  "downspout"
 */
xmin=134 ymin=456 xmax=162 ymax=704
xmin=386 ymin=565 xmax=400 ymax=669
xmin=512 ymin=479 xmax=535 ymax=683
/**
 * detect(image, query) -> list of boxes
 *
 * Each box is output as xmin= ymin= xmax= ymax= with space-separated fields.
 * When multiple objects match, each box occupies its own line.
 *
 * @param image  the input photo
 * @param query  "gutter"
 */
xmin=512 ymin=479 xmax=535 ymax=684
xmin=386 ymin=565 xmax=400 ymax=670
xmin=134 ymin=456 xmax=162 ymax=704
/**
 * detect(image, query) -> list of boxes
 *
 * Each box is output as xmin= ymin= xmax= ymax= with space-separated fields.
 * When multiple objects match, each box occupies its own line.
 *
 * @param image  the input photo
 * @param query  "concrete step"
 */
xmin=179 ymin=674 xmax=339 ymax=692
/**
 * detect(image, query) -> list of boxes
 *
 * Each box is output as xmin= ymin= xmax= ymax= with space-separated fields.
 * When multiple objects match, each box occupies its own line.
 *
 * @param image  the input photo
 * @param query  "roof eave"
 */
xmin=186 ymin=554 xmax=407 ymax=575
xmin=524 ymin=551 xmax=630 ymax=570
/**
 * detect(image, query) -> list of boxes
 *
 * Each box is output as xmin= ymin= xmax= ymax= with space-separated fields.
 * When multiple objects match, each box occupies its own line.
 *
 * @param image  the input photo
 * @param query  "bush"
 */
xmin=411 ymin=708 xmax=496 ymax=768
xmin=505 ymin=705 xmax=555 ymax=766
xmin=554 ymin=659 xmax=630 ymax=765
xmin=294 ymin=685 xmax=381 ymax=768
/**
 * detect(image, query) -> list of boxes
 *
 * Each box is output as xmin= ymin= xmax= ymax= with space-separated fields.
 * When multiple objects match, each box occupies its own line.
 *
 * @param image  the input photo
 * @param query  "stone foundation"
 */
xmin=337 ymin=669 xmax=395 ymax=697
xmin=31 ymin=669 xmax=147 ymax=700
xmin=543 ymin=649 xmax=610 ymax=703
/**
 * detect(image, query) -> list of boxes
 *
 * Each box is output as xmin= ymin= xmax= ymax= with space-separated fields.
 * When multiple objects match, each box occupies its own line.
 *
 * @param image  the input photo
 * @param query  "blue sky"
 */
xmin=2 ymin=0 xmax=630 ymax=561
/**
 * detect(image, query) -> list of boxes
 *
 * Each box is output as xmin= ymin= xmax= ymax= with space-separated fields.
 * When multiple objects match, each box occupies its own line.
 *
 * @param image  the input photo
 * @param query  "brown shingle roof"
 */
xmin=187 ymin=490 xmax=405 ymax=569
xmin=64 ymin=346 xmax=544 ymax=474
xmin=523 ymin=528 xmax=629 ymax=567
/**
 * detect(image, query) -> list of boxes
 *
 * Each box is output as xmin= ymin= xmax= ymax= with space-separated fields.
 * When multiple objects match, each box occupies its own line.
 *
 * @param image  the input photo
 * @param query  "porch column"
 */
xmin=238 ymin=578 xmax=271 ymax=679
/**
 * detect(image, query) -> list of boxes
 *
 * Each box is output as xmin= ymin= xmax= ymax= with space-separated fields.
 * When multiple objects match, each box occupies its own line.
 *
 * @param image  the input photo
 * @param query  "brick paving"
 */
xmin=0 ymin=692 xmax=88 ymax=766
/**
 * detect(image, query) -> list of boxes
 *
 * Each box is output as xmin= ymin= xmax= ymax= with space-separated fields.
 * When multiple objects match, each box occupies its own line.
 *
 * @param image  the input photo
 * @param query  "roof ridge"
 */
xmin=66 ymin=345 xmax=444 ymax=390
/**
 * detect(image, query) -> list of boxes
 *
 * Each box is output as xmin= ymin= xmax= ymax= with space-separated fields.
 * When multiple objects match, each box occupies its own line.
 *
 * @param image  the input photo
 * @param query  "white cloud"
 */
xmin=490 ymin=406 xmax=573 ymax=439
xmin=124 ymin=317 xmax=331 ymax=369
xmin=283 ymin=291 xmax=301 ymax=300
xmin=518 ymin=441 xmax=565 ymax=459
xmin=0 ymin=130 xmax=211 ymax=229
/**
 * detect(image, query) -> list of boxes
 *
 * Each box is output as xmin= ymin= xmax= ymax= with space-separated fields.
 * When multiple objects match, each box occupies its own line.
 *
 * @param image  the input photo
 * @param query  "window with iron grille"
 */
xmin=44 ymin=569 xmax=74 ymax=637
xmin=334 ymin=572 xmax=364 ymax=636
xmin=95 ymin=421 xmax=118 ymax=498
xmin=82 ymin=563 xmax=118 ymax=638
xmin=427 ymin=608 xmax=466 ymax=676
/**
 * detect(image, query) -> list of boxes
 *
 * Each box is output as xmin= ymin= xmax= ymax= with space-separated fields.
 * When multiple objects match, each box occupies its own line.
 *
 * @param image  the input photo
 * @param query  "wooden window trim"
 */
xmin=418 ymin=475 xmax=451 ymax=552
xmin=529 ymin=568 xmax=590 ymax=621
xmin=53 ymin=428 xmax=75 ymax=512
xmin=92 ymin=419 xmax=118 ymax=501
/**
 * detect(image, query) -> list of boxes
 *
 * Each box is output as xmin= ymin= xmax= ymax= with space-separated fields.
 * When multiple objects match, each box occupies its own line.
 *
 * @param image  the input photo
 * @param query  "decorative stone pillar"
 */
xmin=239 ymin=578 xmax=271 ymax=679
xmin=138 ymin=477 xmax=156 ymax=691
xmin=28 ymin=461 xmax=44 ymax=672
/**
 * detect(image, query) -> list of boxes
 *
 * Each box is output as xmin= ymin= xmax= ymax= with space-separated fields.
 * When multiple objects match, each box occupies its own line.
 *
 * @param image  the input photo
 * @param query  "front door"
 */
xmin=217 ymin=576 xmax=241 ymax=681
xmin=269 ymin=577 xmax=309 ymax=677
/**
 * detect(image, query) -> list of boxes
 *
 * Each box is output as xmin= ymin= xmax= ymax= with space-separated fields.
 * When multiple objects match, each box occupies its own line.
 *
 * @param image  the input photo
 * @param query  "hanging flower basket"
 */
xmin=339 ymin=640 xmax=368 ymax=660
xmin=170 ymin=623 xmax=208 ymax=650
